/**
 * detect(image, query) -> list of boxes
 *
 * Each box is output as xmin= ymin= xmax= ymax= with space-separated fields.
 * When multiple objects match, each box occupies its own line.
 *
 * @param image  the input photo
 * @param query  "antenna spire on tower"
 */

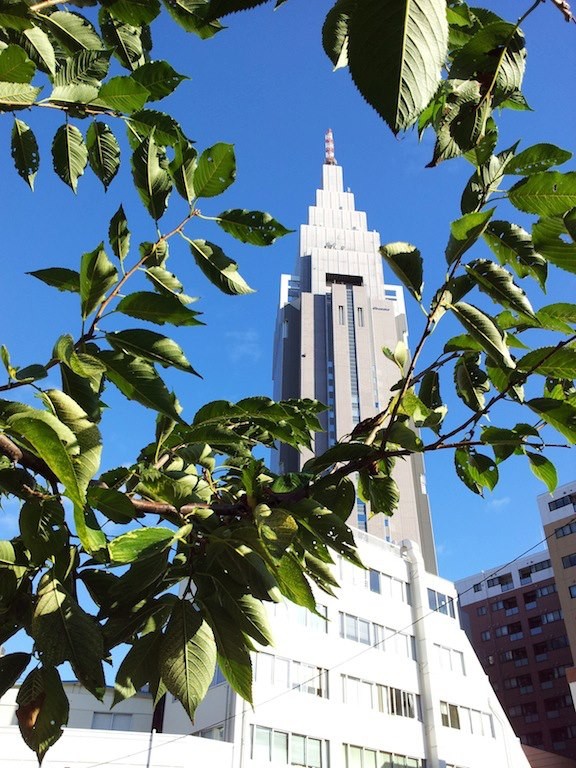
xmin=325 ymin=128 xmax=337 ymax=165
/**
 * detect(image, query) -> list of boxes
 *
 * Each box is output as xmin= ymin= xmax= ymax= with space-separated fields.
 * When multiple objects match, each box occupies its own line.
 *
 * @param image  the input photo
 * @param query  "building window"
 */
xmin=549 ymin=494 xmax=576 ymax=511
xmin=481 ymin=631 xmax=491 ymax=642
xmin=341 ymin=676 xmax=422 ymax=720
xmin=343 ymin=745 xmax=425 ymax=768
xmin=434 ymin=644 xmax=466 ymax=675
xmin=338 ymin=305 xmax=345 ymax=325
xmin=357 ymin=307 xmax=364 ymax=327
xmin=556 ymin=521 xmax=576 ymax=538
xmin=520 ymin=560 xmax=552 ymax=583
xmin=562 ymin=553 xmax=576 ymax=568
xmin=92 ymin=713 xmax=132 ymax=731
xmin=477 ymin=605 xmax=487 ymax=616
xmin=196 ymin=725 xmax=225 ymax=740
xmin=570 ymin=585 xmax=576 ymax=598
xmin=521 ymin=731 xmax=544 ymax=748
xmin=473 ymin=583 xmax=483 ymax=592
xmin=338 ymin=612 xmax=416 ymax=659
xmin=428 ymin=589 xmax=456 ymax=618
xmin=440 ymin=702 xmax=461 ymax=729
xmin=271 ymin=602 xmax=328 ymax=633
xmin=539 ymin=666 xmax=567 ymax=688
xmin=255 ymin=653 xmax=328 ymax=697
xmin=251 ymin=726 xmax=326 ymax=767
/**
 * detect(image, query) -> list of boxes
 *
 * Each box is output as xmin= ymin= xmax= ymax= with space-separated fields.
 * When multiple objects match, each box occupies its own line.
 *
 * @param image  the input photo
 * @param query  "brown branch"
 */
xmin=0 ymin=433 xmax=59 ymax=487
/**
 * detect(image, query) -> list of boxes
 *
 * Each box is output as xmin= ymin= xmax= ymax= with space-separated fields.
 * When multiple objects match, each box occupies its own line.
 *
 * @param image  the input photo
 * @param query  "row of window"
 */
xmin=555 ymin=520 xmax=576 ymax=538
xmin=254 ymin=653 xmax=328 ymax=697
xmin=508 ymin=694 xmax=573 ymax=722
xmin=339 ymin=612 xmax=417 ymax=660
xmin=343 ymin=744 xmax=425 ymax=768
xmin=433 ymin=643 xmax=466 ymax=676
xmin=251 ymin=727 xmax=428 ymax=768
xmin=502 ymin=665 xmax=568 ymax=694
xmin=440 ymin=702 xmax=494 ymax=738
xmin=270 ymin=601 xmax=328 ymax=633
xmin=562 ymin=552 xmax=576 ymax=568
xmin=473 ymin=562 xmax=553 ymax=595
xmin=341 ymin=675 xmax=421 ymax=720
xmin=495 ymin=635 xmax=569 ymax=666
xmin=521 ymin=725 xmax=576 ymax=751
xmin=475 ymin=583 xmax=558 ymax=617
xmin=427 ymin=589 xmax=456 ymax=618
xmin=337 ymin=558 xmax=411 ymax=604
xmin=479 ymin=610 xmax=563 ymax=642
xmin=548 ymin=494 xmax=576 ymax=511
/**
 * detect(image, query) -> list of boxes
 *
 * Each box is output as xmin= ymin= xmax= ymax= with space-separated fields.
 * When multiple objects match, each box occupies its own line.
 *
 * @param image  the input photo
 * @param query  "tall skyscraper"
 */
xmin=272 ymin=130 xmax=437 ymax=574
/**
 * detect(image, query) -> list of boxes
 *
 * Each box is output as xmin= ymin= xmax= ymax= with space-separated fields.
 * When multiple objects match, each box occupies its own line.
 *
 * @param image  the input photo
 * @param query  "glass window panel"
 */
xmin=307 ymin=738 xmax=322 ymax=768
xmin=92 ymin=713 xmax=112 ymax=729
xmin=427 ymin=589 xmax=437 ymax=610
xmin=364 ymin=749 xmax=378 ymax=768
xmin=348 ymin=746 xmax=363 ymax=768
xmin=112 ymin=713 xmax=131 ymax=730
xmin=275 ymin=657 xmax=290 ymax=688
xmin=449 ymin=704 xmax=460 ymax=729
xmin=470 ymin=709 xmax=482 ymax=735
xmin=273 ymin=732 xmax=289 ymax=763
xmin=345 ymin=614 xmax=358 ymax=641
xmin=482 ymin=713 xmax=494 ymax=738
xmin=379 ymin=752 xmax=393 ymax=768
xmin=253 ymin=726 xmax=272 ymax=760
xmin=370 ymin=569 xmax=381 ymax=593
xmin=257 ymin=653 xmax=274 ymax=685
xmin=359 ymin=680 xmax=373 ymax=709
xmin=291 ymin=734 xmax=306 ymax=766
xmin=359 ymin=619 xmax=371 ymax=644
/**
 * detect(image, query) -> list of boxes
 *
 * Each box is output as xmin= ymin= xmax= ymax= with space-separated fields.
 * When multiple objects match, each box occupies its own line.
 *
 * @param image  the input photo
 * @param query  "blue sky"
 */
xmin=0 ymin=0 xmax=575 ymax=584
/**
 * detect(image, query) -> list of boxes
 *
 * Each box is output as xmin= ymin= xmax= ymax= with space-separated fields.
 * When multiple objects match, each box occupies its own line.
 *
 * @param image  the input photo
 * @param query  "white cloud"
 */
xmin=487 ymin=496 xmax=511 ymax=510
xmin=225 ymin=330 xmax=262 ymax=363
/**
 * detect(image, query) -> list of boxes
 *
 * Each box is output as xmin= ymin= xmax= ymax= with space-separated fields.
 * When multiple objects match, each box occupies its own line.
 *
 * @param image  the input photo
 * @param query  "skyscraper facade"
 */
xmin=272 ymin=131 xmax=436 ymax=574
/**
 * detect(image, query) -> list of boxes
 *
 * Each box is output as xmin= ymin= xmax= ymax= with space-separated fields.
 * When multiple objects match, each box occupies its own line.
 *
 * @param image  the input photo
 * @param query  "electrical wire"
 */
xmin=81 ymin=514 xmax=576 ymax=767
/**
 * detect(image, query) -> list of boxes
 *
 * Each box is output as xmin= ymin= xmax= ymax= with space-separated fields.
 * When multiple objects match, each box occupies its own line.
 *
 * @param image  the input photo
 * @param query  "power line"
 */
xmin=82 ymin=515 xmax=576 ymax=767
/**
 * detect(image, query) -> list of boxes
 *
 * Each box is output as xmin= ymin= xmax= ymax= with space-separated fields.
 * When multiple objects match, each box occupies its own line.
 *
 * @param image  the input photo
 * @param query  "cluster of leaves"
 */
xmin=0 ymin=0 xmax=575 ymax=764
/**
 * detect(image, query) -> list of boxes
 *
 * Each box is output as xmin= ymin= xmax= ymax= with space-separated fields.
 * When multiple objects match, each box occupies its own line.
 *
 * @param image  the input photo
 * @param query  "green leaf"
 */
xmin=16 ymin=667 xmax=69 ymax=764
xmin=51 ymin=124 xmax=88 ymax=193
xmin=20 ymin=27 xmax=56 ymax=76
xmin=505 ymin=144 xmax=572 ymax=176
xmin=99 ymin=9 xmax=147 ymax=70
xmin=159 ymin=601 xmax=216 ymax=721
xmin=0 ymin=652 xmax=30 ymax=698
xmin=311 ymin=474 xmax=356 ymax=522
xmin=42 ymin=389 xmax=102 ymax=496
xmin=454 ymin=353 xmax=490 ymax=412
xmin=483 ymin=221 xmax=547 ymax=290
xmin=7 ymin=410 xmax=85 ymax=508
xmin=517 ymin=346 xmax=576 ymax=379
xmin=466 ymin=259 xmax=535 ymax=318
xmin=105 ymin=329 xmax=200 ymax=375
xmin=460 ymin=144 xmax=517 ymax=214
xmin=205 ymin=0 xmax=270 ymax=19
xmin=509 ymin=172 xmax=576 ymax=217
xmin=95 ymin=74 xmax=150 ymax=112
xmin=131 ymin=133 xmax=172 ymax=220
xmin=322 ymin=0 xmax=354 ymax=68
xmin=108 ymin=527 xmax=175 ymax=564
xmin=169 ymin=140 xmax=197 ymax=203
xmin=188 ymin=239 xmax=254 ymax=295
xmin=31 ymin=573 xmax=105 ymax=698
xmin=445 ymin=209 xmax=494 ymax=265
xmin=109 ymin=205 xmax=130 ymax=263
xmin=106 ymin=0 xmax=161 ymax=25
xmin=347 ymin=0 xmax=447 ymax=133
xmin=19 ymin=498 xmax=66 ymax=564
xmin=87 ymin=486 xmax=140 ymax=524
xmin=0 ymin=44 xmax=35 ymax=83
xmin=0 ymin=2 xmax=33 ymax=32
xmin=28 ymin=267 xmax=80 ymax=293
xmin=454 ymin=448 xmax=498 ymax=494
xmin=532 ymin=216 xmax=576 ymax=276
xmin=451 ymin=302 xmax=515 ymax=369
xmin=116 ymin=291 xmax=203 ymax=325
xmin=276 ymin=552 xmax=316 ymax=610
xmin=527 ymin=398 xmax=576 ymax=443
xmin=113 ymin=632 xmax=162 ymax=706
xmin=0 ymin=81 xmax=41 ymax=108
xmin=53 ymin=334 xmax=106 ymax=378
xmin=303 ymin=442 xmax=373 ymax=474
xmin=50 ymin=49 xmax=112 ymax=104
xmin=194 ymin=143 xmax=236 ymax=198
xmin=368 ymin=475 xmax=399 ymax=516
xmin=380 ymin=242 xmax=423 ymax=300
xmin=11 ymin=118 xmax=39 ymax=190
xmin=79 ymin=242 xmax=118 ymax=319
xmin=215 ymin=208 xmax=293 ymax=246
xmin=163 ymin=0 xmax=223 ymax=38
xmin=86 ymin=122 xmax=120 ymax=190
xmin=40 ymin=11 xmax=104 ymax=53
xmin=386 ymin=421 xmax=423 ymax=451
xmin=126 ymin=109 xmax=185 ymax=148
xmin=526 ymin=452 xmax=557 ymax=493
xmin=145 ymin=266 xmax=193 ymax=303
xmin=98 ymin=349 xmax=184 ymax=421
xmin=131 ymin=60 xmax=187 ymax=101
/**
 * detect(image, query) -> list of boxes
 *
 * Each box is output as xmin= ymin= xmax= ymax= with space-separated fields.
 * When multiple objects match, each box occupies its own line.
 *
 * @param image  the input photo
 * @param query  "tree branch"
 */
xmin=0 ymin=433 xmax=59 ymax=487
